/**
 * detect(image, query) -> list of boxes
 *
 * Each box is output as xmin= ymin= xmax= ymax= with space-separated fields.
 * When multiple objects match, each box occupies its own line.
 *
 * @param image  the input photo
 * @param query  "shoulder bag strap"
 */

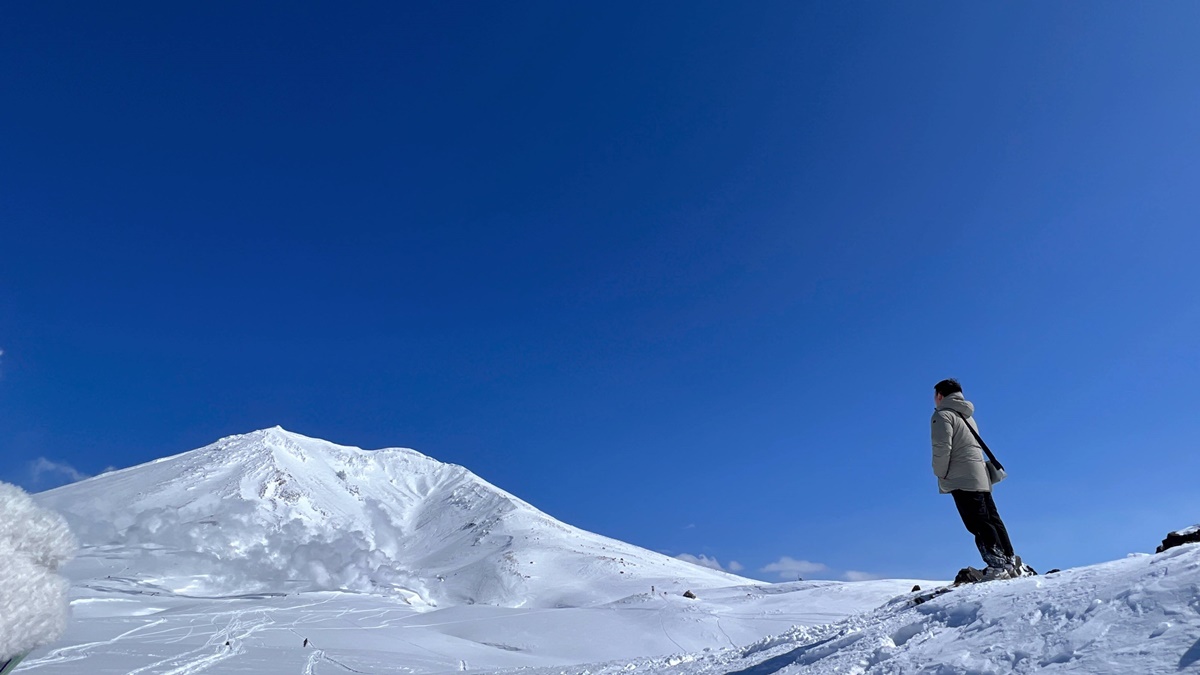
xmin=950 ymin=410 xmax=1005 ymax=471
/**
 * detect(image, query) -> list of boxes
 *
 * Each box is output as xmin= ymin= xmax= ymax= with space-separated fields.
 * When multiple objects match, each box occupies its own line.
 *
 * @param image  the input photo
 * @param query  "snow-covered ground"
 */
xmin=19 ymin=428 xmax=1200 ymax=673
xmin=19 ymin=571 xmax=929 ymax=673
xmin=533 ymin=545 xmax=1200 ymax=675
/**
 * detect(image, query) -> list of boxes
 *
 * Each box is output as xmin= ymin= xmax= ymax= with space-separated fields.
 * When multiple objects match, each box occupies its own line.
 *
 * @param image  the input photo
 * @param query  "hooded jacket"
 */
xmin=931 ymin=393 xmax=991 ymax=493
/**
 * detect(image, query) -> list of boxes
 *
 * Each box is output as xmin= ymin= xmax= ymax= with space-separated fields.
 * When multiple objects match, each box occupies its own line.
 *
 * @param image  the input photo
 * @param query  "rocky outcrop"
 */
xmin=1156 ymin=525 xmax=1200 ymax=553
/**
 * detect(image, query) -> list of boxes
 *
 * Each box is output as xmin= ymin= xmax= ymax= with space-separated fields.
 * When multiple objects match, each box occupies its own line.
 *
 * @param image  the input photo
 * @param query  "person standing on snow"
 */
xmin=931 ymin=379 xmax=1028 ymax=579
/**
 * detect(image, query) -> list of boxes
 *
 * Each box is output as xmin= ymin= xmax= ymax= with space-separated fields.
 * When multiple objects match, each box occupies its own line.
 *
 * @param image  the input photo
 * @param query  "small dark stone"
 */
xmin=954 ymin=566 xmax=985 ymax=585
xmin=911 ymin=585 xmax=921 ymax=592
xmin=1157 ymin=526 xmax=1200 ymax=553
xmin=682 ymin=590 xmax=697 ymax=599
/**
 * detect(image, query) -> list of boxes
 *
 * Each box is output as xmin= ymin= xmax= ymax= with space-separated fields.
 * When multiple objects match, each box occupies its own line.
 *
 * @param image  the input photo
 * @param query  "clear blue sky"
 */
xmin=2 ymin=2 xmax=1198 ymax=581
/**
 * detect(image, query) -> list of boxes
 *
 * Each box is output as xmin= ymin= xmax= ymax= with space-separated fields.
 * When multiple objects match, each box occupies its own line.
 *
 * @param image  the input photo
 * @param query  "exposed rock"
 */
xmin=1157 ymin=525 xmax=1200 ymax=553
xmin=911 ymin=585 xmax=921 ymax=592
xmin=954 ymin=567 xmax=985 ymax=585
xmin=682 ymin=590 xmax=697 ymax=599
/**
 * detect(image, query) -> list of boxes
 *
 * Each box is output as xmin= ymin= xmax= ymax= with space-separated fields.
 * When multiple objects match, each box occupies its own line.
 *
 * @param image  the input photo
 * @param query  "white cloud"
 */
xmin=676 ymin=553 xmax=742 ymax=574
xmin=843 ymin=570 xmax=883 ymax=581
xmin=760 ymin=556 xmax=829 ymax=580
xmin=31 ymin=458 xmax=89 ymax=485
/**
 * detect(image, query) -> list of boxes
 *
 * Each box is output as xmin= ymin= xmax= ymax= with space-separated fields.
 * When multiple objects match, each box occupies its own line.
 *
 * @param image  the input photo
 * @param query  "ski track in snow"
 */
xmin=303 ymin=650 xmax=367 ymax=675
xmin=303 ymin=650 xmax=323 ymax=675
xmin=20 ymin=620 xmax=170 ymax=669
xmin=124 ymin=610 xmax=273 ymax=675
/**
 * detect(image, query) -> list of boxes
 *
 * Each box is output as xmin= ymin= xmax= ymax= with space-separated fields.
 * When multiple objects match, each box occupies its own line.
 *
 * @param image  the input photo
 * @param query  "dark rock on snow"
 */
xmin=1157 ymin=526 xmax=1200 ymax=553
xmin=954 ymin=567 xmax=985 ymax=585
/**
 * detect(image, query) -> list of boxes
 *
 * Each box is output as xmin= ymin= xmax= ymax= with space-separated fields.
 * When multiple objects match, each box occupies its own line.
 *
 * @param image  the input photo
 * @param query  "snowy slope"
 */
xmin=20 ymin=578 xmax=933 ymax=674
xmin=25 ymin=545 xmax=1200 ymax=674
xmin=532 ymin=543 xmax=1200 ymax=675
xmin=34 ymin=427 xmax=750 ymax=608
xmin=31 ymin=428 xmax=1196 ymax=673
xmin=25 ymin=427 xmax=943 ymax=673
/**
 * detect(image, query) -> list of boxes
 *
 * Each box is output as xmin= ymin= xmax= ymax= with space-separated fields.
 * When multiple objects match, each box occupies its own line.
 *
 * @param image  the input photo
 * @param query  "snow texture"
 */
xmin=521 ymin=545 xmax=1200 ymax=675
xmin=23 ymin=427 xmax=1200 ymax=673
xmin=34 ymin=427 xmax=751 ymax=608
xmin=0 ymin=481 xmax=76 ymax=660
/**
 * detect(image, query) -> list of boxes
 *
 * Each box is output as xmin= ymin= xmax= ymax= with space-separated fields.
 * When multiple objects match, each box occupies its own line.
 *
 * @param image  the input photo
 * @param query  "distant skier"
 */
xmin=931 ymin=379 xmax=1029 ymax=580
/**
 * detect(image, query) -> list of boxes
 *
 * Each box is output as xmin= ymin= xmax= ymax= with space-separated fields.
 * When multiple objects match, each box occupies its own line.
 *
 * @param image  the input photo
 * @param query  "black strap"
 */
xmin=949 ymin=410 xmax=1005 ymax=471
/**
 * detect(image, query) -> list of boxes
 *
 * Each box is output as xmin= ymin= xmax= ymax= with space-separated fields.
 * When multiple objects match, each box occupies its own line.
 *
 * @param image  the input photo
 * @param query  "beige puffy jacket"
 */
xmin=931 ymin=393 xmax=991 ymax=494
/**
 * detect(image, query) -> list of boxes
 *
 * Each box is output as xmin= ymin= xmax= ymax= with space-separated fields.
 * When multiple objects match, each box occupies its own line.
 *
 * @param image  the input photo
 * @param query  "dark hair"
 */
xmin=934 ymin=379 xmax=962 ymax=397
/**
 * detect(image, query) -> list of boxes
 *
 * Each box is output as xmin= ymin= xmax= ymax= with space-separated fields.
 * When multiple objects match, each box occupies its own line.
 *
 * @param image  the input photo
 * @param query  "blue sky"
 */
xmin=2 ymin=2 xmax=1198 ymax=581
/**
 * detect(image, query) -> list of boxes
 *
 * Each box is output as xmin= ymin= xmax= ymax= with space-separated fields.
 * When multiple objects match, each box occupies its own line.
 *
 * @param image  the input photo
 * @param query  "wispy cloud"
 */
xmin=843 ymin=570 xmax=883 ymax=581
xmin=760 ymin=556 xmax=829 ymax=580
xmin=31 ymin=457 xmax=90 ymax=485
xmin=676 ymin=553 xmax=744 ymax=574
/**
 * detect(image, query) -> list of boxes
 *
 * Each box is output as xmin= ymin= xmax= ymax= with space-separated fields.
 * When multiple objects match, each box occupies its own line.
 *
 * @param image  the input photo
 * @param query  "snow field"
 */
xmin=518 ymin=544 xmax=1200 ymax=674
xmin=20 ymin=571 xmax=931 ymax=673
xmin=25 ymin=428 xmax=1200 ymax=673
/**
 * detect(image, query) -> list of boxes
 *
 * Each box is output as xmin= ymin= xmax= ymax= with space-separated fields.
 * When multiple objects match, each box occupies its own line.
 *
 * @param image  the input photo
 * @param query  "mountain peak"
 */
xmin=36 ymin=430 xmax=750 ymax=608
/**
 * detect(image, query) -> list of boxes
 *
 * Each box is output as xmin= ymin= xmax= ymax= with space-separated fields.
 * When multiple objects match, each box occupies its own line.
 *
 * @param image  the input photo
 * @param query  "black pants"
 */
xmin=951 ymin=490 xmax=1014 ymax=568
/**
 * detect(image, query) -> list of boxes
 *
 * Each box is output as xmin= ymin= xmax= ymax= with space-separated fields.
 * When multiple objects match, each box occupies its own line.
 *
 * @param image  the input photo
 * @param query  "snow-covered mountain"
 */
xmin=35 ymin=427 xmax=748 ymax=608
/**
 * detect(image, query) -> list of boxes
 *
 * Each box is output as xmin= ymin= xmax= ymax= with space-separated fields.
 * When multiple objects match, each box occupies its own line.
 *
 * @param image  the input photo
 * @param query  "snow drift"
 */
xmin=34 ymin=427 xmax=748 ymax=608
xmin=0 ymin=482 xmax=76 ymax=661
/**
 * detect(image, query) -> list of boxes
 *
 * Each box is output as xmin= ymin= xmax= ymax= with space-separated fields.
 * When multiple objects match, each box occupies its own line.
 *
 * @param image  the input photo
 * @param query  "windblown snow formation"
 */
xmin=0 ymin=481 xmax=76 ymax=660
xmin=35 ymin=427 xmax=747 ymax=608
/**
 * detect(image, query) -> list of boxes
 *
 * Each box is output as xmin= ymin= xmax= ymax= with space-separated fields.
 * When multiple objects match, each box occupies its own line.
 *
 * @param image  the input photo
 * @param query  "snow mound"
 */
xmin=0 ymin=482 xmax=76 ymax=660
xmin=34 ymin=427 xmax=748 ymax=608
xmin=542 ymin=544 xmax=1200 ymax=674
